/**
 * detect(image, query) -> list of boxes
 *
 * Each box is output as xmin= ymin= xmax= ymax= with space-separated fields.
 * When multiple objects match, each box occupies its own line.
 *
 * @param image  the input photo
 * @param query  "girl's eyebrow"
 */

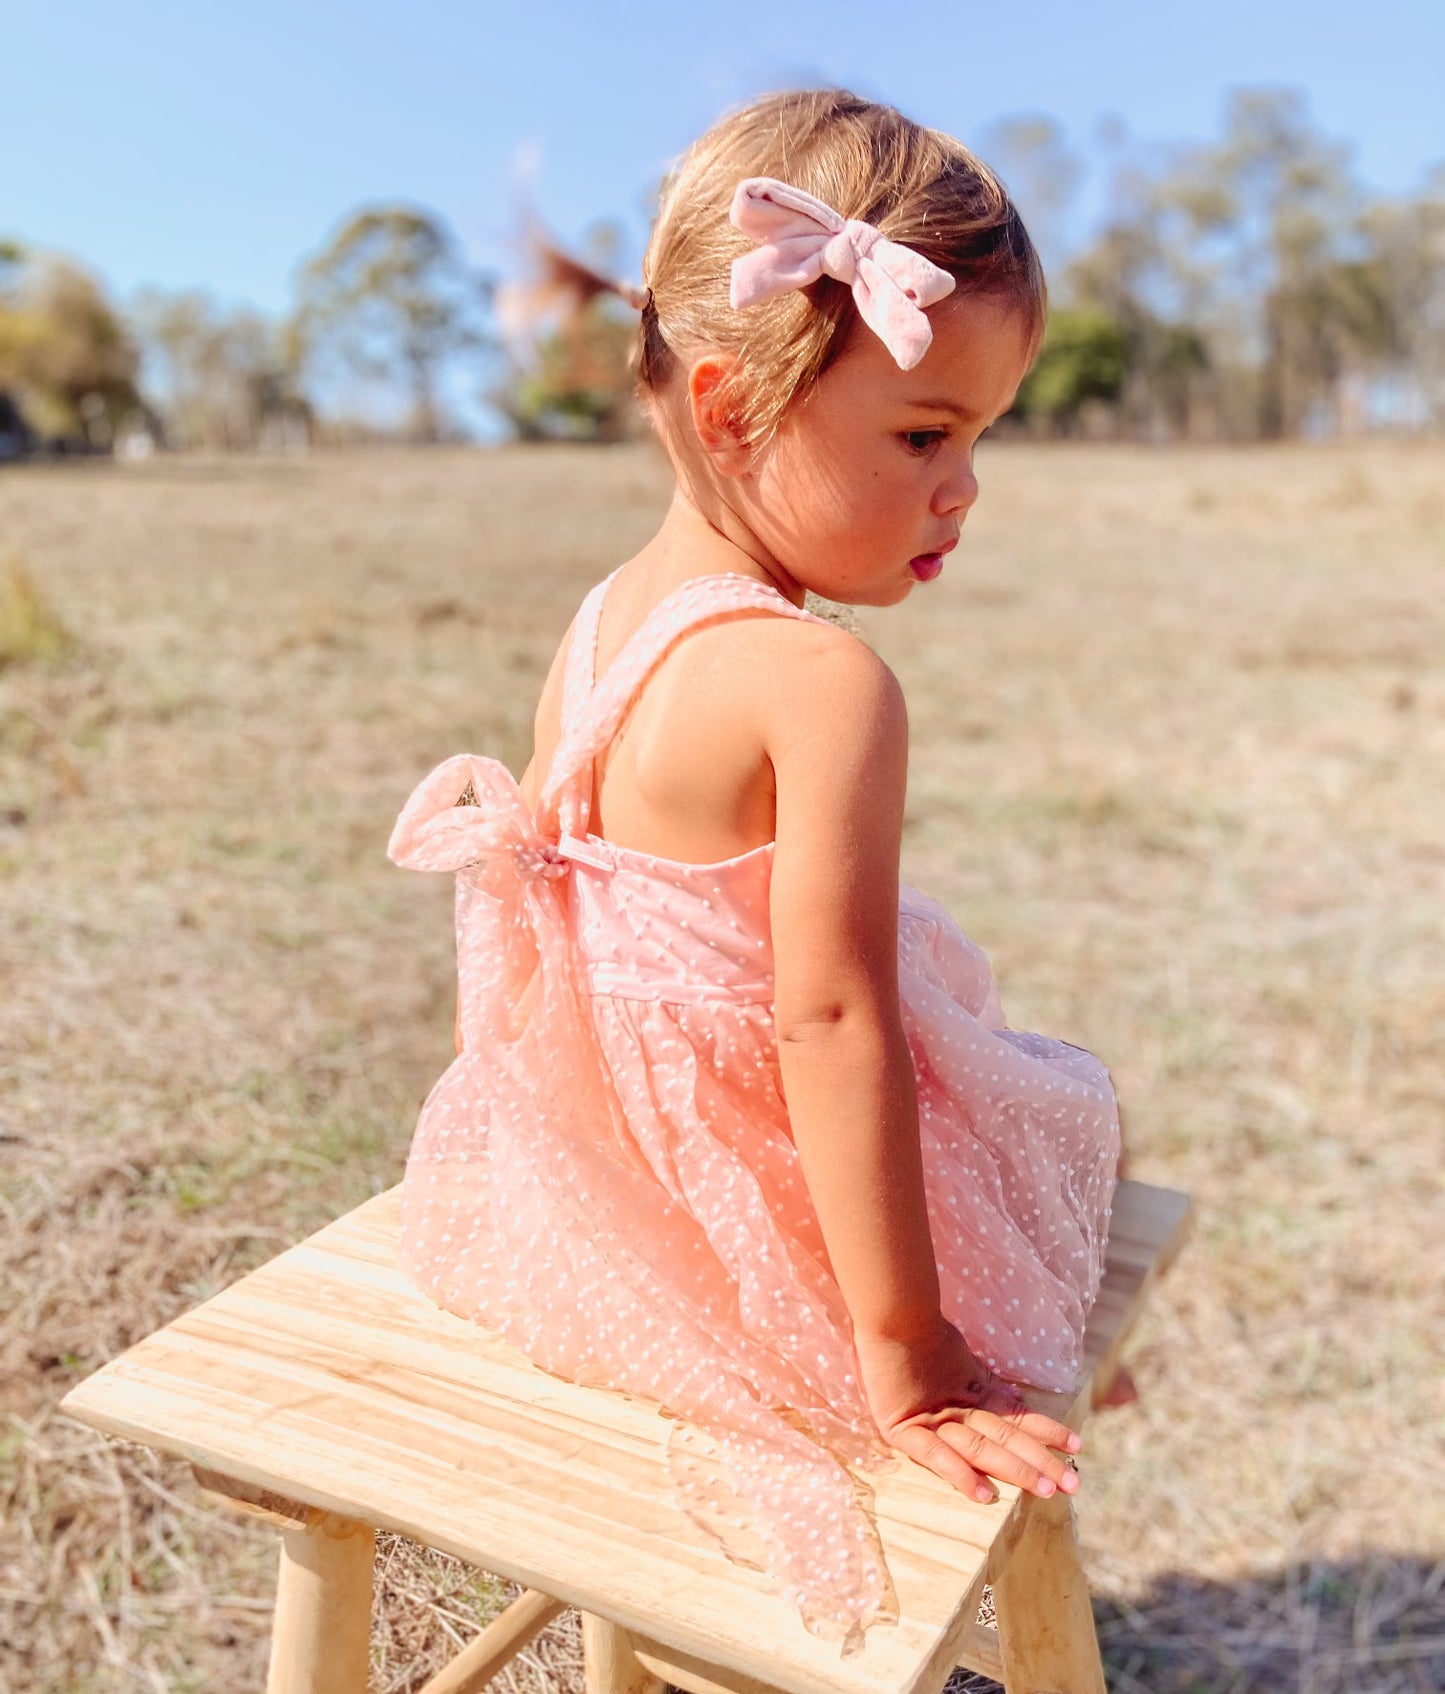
xmin=904 ymin=397 xmax=983 ymax=421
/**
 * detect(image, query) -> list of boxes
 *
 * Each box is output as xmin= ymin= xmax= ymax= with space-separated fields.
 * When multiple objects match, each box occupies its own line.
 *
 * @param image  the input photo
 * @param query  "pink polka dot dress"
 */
xmin=387 ymin=568 xmax=1120 ymax=1654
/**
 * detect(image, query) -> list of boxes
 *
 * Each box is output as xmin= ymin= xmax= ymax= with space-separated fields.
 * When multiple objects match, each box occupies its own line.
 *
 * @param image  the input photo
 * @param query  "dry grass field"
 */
xmin=1 ymin=440 xmax=1441 ymax=1693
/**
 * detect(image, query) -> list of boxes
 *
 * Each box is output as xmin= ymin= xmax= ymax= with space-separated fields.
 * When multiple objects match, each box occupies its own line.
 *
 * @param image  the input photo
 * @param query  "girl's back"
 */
xmin=520 ymin=559 xmax=852 ymax=866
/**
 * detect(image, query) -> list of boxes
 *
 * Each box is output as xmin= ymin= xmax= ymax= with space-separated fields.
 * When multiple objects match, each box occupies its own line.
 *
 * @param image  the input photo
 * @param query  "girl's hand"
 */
xmin=853 ymin=1314 xmax=1082 ymax=1505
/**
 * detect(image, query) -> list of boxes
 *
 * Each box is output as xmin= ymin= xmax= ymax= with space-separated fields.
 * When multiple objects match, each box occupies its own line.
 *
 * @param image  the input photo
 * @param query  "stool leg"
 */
xmin=266 ymin=1509 xmax=375 ymax=1694
xmin=581 ymin=1612 xmax=667 ymax=1694
xmin=990 ymin=1490 xmax=1106 ymax=1694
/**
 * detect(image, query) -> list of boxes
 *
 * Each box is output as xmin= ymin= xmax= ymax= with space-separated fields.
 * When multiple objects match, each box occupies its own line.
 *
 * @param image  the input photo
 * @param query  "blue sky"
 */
xmin=3 ymin=0 xmax=1442 ymax=322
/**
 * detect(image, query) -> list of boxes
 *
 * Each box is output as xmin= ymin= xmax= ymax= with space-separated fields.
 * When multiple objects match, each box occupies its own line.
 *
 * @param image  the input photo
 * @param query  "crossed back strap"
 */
xmin=535 ymin=569 xmax=837 ymax=843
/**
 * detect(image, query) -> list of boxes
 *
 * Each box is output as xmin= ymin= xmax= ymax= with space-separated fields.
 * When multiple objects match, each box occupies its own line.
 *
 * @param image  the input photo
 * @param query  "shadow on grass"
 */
xmin=1093 ymin=1557 xmax=1444 ymax=1694
xmin=943 ymin=1555 xmax=1443 ymax=1694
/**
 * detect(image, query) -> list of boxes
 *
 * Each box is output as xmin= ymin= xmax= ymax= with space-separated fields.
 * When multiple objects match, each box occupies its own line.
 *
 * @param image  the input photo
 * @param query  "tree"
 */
xmin=496 ymin=306 xmax=638 ymax=442
xmin=0 ymin=248 xmax=140 ymax=446
xmin=1352 ymin=170 xmax=1445 ymax=427
xmin=0 ymin=240 xmax=22 ymax=294
xmin=1066 ymin=197 xmax=1219 ymax=439
xmin=1011 ymin=307 xmax=1130 ymax=433
xmin=490 ymin=219 xmax=643 ymax=443
xmin=1140 ymin=89 xmax=1364 ymax=435
xmin=129 ymin=288 xmax=312 ymax=450
xmin=290 ymin=206 xmax=490 ymax=443
xmin=1060 ymin=88 xmax=1415 ymax=439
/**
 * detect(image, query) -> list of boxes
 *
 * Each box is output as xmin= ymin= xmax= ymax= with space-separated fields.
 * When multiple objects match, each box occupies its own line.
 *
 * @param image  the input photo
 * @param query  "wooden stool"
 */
xmin=61 ymin=1178 xmax=1190 ymax=1694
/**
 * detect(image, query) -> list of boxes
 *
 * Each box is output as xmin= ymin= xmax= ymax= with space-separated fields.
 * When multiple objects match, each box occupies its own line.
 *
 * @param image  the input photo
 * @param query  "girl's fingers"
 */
xmin=935 ymin=1414 xmax=1079 ymax=1496
xmin=969 ymin=1385 xmax=1082 ymax=1458
xmin=886 ymin=1422 xmax=996 ymax=1503
xmin=975 ymin=1403 xmax=1081 ymax=1455
xmin=985 ymin=1414 xmax=1080 ymax=1489
xmin=1007 ymin=1410 xmax=1083 ymax=1455
xmin=882 ymin=1399 xmax=1084 ymax=1503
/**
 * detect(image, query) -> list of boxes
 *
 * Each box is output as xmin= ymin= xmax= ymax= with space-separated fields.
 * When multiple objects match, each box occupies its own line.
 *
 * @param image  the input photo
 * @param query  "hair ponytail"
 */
xmin=496 ymin=232 xmax=651 ymax=349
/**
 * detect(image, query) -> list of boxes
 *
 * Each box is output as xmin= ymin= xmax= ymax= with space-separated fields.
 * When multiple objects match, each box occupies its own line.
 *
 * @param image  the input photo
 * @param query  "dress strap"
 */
xmin=537 ymin=571 xmax=839 ymax=842
xmin=560 ymin=567 xmax=622 ymax=735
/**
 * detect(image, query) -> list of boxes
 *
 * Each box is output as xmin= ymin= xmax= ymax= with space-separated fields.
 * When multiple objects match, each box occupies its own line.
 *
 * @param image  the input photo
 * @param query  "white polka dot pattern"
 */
xmin=387 ymin=569 xmax=1121 ymax=1656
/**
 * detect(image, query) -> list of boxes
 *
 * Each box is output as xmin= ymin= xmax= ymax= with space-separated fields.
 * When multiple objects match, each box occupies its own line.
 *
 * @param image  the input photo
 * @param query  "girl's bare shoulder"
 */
xmin=721 ymin=609 xmax=906 ymax=751
xmin=745 ymin=613 xmax=909 ymax=1030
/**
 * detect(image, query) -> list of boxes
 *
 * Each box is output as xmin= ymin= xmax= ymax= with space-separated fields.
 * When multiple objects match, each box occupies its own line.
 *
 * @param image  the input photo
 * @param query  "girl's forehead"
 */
xmin=830 ymin=292 xmax=1035 ymax=409
xmin=923 ymin=296 xmax=1035 ymax=385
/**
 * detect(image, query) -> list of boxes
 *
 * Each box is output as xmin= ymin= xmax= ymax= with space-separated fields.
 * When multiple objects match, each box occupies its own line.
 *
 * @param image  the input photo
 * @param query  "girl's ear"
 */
xmin=686 ymin=354 xmax=752 ymax=476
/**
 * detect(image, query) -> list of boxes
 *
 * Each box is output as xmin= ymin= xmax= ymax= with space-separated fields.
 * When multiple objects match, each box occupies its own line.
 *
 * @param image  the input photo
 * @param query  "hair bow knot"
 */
xmin=728 ymin=176 xmax=957 ymax=371
xmin=824 ymin=218 xmax=884 ymax=279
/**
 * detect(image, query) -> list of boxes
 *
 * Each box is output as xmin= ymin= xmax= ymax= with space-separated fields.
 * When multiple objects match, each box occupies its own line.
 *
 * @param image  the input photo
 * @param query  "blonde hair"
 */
xmin=635 ymin=88 xmax=1046 ymax=447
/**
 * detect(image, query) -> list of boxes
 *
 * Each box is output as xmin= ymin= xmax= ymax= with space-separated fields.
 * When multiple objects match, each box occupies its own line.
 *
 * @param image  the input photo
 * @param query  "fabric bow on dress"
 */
xmin=388 ymin=753 xmax=607 ymax=1043
xmin=729 ymin=176 xmax=957 ymax=371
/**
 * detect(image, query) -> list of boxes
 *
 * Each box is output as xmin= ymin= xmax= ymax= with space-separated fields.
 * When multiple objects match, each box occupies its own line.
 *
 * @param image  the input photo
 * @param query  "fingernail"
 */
xmin=975 ymin=1484 xmax=994 ymax=1503
xmin=1067 ymin=1433 xmax=1082 ymax=1452
xmin=1060 ymin=1469 xmax=1079 ymax=1493
xmin=1036 ymin=1478 xmax=1055 ymax=1497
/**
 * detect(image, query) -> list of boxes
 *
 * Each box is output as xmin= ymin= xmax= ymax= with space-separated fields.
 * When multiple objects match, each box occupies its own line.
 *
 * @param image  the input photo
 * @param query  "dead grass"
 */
xmin=1 ymin=440 xmax=1442 ymax=1691
xmin=0 ymin=551 xmax=75 ymax=672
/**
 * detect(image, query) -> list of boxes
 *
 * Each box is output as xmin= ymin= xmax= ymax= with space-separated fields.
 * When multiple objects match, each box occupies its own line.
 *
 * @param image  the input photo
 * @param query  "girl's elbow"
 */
xmin=775 ymin=994 xmax=902 ymax=1047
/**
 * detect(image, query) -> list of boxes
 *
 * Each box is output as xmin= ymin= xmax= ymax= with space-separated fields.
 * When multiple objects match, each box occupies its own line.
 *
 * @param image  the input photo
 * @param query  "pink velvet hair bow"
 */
xmin=728 ymin=176 xmax=957 ymax=371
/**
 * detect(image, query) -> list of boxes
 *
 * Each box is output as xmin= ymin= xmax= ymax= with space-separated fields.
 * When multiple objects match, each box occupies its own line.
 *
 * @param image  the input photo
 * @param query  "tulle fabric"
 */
xmin=388 ymin=570 xmax=1121 ymax=1654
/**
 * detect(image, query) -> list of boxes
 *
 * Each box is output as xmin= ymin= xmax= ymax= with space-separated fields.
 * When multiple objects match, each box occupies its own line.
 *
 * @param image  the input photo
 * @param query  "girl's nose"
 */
xmin=934 ymin=463 xmax=979 ymax=517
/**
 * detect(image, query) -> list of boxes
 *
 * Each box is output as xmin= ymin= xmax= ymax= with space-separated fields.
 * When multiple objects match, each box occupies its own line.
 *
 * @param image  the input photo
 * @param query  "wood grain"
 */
xmin=991 ymin=1489 xmax=1107 ymax=1694
xmin=265 ymin=1510 xmax=375 ymax=1694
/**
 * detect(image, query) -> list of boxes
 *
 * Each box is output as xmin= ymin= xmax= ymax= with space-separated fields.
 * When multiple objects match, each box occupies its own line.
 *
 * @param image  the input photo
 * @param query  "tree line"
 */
xmin=1004 ymin=89 xmax=1443 ymax=439
xmin=1 ymin=88 xmax=1440 ymax=456
xmin=0 ymin=207 xmax=490 ymax=457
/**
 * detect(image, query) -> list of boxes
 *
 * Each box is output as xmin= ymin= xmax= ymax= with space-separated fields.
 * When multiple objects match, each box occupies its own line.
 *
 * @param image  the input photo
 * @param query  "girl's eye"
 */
xmin=903 ymin=429 xmax=946 ymax=453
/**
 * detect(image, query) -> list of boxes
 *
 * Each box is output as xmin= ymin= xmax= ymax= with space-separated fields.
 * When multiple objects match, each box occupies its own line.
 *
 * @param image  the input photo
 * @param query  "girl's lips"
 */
xmin=909 ymin=553 xmax=944 ymax=582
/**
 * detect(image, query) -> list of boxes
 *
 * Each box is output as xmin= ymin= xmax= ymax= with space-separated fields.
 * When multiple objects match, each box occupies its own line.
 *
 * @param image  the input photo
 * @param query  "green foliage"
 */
xmin=6 ymin=83 xmax=1438 ymax=448
xmin=1014 ymin=308 xmax=1130 ymax=424
xmin=488 ymin=217 xmax=643 ymax=443
xmin=495 ymin=300 xmax=638 ymax=443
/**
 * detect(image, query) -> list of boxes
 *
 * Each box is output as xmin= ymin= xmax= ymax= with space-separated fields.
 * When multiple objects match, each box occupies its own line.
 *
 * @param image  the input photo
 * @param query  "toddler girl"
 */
xmin=387 ymin=88 xmax=1121 ymax=1654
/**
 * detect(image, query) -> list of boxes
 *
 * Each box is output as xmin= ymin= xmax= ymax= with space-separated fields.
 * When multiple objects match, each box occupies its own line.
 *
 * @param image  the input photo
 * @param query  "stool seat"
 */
xmin=61 ymin=1178 xmax=1190 ymax=1694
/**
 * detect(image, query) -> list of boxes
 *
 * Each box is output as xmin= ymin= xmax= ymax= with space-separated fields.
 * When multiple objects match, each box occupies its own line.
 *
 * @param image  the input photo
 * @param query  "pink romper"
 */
xmin=388 ymin=568 xmax=1121 ymax=1654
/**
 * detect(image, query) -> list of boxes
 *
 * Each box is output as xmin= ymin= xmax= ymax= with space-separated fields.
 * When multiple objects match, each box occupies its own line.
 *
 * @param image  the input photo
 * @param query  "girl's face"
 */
xmin=736 ymin=291 xmax=1036 ymax=607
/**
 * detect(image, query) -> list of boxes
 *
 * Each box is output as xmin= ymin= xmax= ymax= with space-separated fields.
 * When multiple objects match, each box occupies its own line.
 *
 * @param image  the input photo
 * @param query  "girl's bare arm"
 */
xmin=763 ymin=627 xmax=1079 ymax=1501
xmin=763 ymin=629 xmax=941 ymax=1338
